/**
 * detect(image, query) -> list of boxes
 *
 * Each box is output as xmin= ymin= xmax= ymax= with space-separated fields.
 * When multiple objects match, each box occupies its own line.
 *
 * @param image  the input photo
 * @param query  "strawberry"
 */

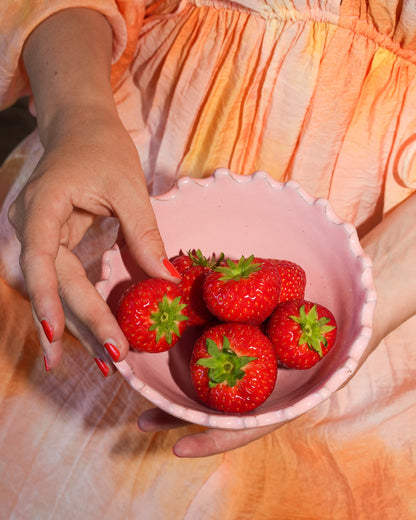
xmin=169 ymin=250 xmax=194 ymax=275
xmin=178 ymin=266 xmax=214 ymax=326
xmin=202 ymin=255 xmax=281 ymax=325
xmin=190 ymin=322 xmax=278 ymax=413
xmin=266 ymin=300 xmax=337 ymax=369
xmin=172 ymin=249 xmax=224 ymax=326
xmin=117 ymin=278 xmax=188 ymax=353
xmin=170 ymin=249 xmax=224 ymax=275
xmin=267 ymin=259 xmax=306 ymax=303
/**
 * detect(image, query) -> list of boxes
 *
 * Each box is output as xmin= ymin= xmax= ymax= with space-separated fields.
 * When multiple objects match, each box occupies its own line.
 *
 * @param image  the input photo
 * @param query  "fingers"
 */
xmin=172 ymin=424 xmax=279 ymax=458
xmin=8 ymin=127 xmax=178 ymax=375
xmin=138 ymin=407 xmax=281 ymax=458
xmin=31 ymin=304 xmax=63 ymax=370
xmin=56 ymin=247 xmax=130 ymax=367
xmin=13 ymin=194 xmax=68 ymax=351
xmin=27 ymin=244 xmax=126 ymax=374
xmin=138 ymin=407 xmax=189 ymax=431
xmin=111 ymin=169 xmax=180 ymax=283
xmin=62 ymin=301 xmax=117 ymax=377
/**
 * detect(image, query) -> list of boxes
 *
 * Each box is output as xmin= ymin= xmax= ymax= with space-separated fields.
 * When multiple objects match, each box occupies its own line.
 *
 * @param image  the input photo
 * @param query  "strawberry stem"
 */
xmin=290 ymin=304 xmax=335 ymax=357
xmin=188 ymin=249 xmax=225 ymax=268
xmin=196 ymin=336 xmax=257 ymax=387
xmin=214 ymin=255 xmax=262 ymax=282
xmin=149 ymin=294 xmax=188 ymax=345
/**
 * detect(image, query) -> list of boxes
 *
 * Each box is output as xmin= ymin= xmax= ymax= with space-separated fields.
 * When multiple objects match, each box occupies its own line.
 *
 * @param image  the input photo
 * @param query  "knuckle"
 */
xmin=7 ymin=200 xmax=17 ymax=226
xmin=137 ymin=225 xmax=163 ymax=246
xmin=57 ymin=269 xmax=84 ymax=302
xmin=19 ymin=247 xmax=37 ymax=273
xmin=8 ymin=177 xmax=54 ymax=233
xmin=20 ymin=179 xmax=42 ymax=211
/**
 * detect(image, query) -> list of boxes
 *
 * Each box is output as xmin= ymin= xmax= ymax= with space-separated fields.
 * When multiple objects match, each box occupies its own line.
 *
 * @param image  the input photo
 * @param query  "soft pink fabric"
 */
xmin=0 ymin=1 xmax=415 ymax=518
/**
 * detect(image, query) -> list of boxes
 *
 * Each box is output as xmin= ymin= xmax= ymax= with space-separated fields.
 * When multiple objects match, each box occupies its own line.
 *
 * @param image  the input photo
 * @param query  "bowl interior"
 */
xmin=100 ymin=171 xmax=372 ymax=427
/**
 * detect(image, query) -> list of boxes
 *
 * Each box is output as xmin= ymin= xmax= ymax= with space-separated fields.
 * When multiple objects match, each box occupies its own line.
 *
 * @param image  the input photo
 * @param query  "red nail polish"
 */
xmin=162 ymin=258 xmax=181 ymax=278
xmin=41 ymin=319 xmax=54 ymax=343
xmin=43 ymin=353 xmax=50 ymax=372
xmin=94 ymin=357 xmax=110 ymax=377
xmin=104 ymin=342 xmax=120 ymax=362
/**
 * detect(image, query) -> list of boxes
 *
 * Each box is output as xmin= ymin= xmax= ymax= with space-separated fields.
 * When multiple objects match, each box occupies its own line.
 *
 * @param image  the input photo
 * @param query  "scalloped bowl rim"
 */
xmin=96 ymin=169 xmax=377 ymax=429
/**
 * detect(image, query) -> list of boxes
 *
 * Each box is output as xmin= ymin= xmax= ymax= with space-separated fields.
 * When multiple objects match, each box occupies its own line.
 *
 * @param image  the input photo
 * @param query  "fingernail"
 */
xmin=162 ymin=257 xmax=181 ymax=278
xmin=43 ymin=353 xmax=50 ymax=372
xmin=172 ymin=444 xmax=186 ymax=458
xmin=41 ymin=319 xmax=54 ymax=343
xmin=94 ymin=357 xmax=110 ymax=377
xmin=104 ymin=342 xmax=120 ymax=362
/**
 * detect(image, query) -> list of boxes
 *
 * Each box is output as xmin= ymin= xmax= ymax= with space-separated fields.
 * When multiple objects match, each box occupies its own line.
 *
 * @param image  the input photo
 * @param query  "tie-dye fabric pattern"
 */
xmin=0 ymin=1 xmax=415 ymax=518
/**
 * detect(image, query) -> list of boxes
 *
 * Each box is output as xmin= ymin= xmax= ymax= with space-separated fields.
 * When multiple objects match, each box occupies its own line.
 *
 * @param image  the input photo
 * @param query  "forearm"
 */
xmin=23 ymin=7 xmax=118 ymax=147
xmin=361 ymin=192 xmax=416 ymax=349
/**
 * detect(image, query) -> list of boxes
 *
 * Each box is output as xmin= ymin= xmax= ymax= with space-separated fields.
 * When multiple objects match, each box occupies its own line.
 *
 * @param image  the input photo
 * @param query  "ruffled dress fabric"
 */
xmin=0 ymin=1 xmax=415 ymax=518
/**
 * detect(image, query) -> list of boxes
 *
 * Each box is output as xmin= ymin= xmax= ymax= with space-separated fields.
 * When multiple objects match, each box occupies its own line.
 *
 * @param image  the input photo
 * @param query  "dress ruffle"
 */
xmin=123 ymin=0 xmax=416 ymax=233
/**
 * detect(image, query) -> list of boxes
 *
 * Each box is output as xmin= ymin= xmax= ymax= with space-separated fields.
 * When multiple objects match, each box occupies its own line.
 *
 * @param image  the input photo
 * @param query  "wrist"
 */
xmin=39 ymin=100 xmax=120 ymax=149
xmin=361 ymin=193 xmax=416 ymax=346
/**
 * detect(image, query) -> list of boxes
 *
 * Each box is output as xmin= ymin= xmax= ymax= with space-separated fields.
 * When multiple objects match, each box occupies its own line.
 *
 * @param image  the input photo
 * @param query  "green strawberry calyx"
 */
xmin=196 ymin=336 xmax=257 ymax=388
xmin=214 ymin=255 xmax=262 ymax=282
xmin=290 ymin=304 xmax=335 ymax=357
xmin=188 ymin=249 xmax=225 ymax=268
xmin=149 ymin=294 xmax=188 ymax=345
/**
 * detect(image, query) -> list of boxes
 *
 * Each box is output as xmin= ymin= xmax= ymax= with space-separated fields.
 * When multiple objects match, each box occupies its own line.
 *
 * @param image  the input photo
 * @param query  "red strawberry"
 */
xmin=170 ymin=249 xmax=224 ymax=275
xmin=266 ymin=300 xmax=337 ymax=369
xmin=179 ymin=266 xmax=214 ymax=326
xmin=202 ymin=255 xmax=281 ymax=325
xmin=190 ymin=322 xmax=278 ymax=413
xmin=172 ymin=250 xmax=225 ymax=326
xmin=169 ymin=250 xmax=194 ymax=275
xmin=117 ymin=278 xmax=188 ymax=353
xmin=267 ymin=259 xmax=306 ymax=303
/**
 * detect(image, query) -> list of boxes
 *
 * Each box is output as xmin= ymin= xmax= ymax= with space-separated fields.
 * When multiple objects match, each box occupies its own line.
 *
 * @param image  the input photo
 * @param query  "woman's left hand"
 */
xmin=138 ymin=408 xmax=282 ymax=457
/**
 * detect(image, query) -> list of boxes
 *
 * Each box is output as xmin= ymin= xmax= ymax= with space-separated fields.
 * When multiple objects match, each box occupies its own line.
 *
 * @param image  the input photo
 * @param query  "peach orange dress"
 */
xmin=0 ymin=1 xmax=415 ymax=518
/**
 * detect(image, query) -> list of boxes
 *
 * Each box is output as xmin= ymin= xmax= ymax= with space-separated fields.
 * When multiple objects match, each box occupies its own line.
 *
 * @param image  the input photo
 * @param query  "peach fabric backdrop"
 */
xmin=0 ymin=1 xmax=415 ymax=518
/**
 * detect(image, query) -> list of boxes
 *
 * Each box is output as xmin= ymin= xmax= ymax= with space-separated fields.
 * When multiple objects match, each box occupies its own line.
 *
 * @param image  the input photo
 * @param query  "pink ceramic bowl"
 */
xmin=96 ymin=169 xmax=376 ymax=429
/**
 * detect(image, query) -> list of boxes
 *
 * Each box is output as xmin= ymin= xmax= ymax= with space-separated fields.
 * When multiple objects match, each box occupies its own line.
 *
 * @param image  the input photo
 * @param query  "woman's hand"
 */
xmin=8 ymin=110 xmax=178 ymax=371
xmin=138 ymin=408 xmax=284 ymax=457
xmin=8 ymin=8 xmax=178 ymax=372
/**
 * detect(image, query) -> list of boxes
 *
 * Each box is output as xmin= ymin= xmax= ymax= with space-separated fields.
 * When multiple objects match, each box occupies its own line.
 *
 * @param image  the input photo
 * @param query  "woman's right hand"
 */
xmin=6 ymin=8 xmax=182 ymax=372
xmin=8 ymin=108 xmax=179 ymax=372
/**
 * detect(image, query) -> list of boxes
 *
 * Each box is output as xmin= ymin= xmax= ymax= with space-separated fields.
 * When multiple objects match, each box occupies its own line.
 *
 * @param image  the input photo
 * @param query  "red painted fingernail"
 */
xmin=43 ymin=353 xmax=50 ymax=372
xmin=94 ymin=357 xmax=110 ymax=377
xmin=41 ymin=319 xmax=54 ymax=343
xmin=162 ymin=257 xmax=181 ymax=278
xmin=104 ymin=342 xmax=120 ymax=362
